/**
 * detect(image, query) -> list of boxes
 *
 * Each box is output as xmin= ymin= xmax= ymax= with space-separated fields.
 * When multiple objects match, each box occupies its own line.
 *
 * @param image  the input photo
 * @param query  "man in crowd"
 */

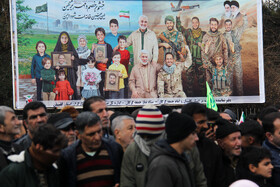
xmin=216 ymin=119 xmax=242 ymax=186
xmin=0 ymin=124 xmax=68 ymax=186
xmin=176 ymin=13 xmax=206 ymax=96
xmin=111 ymin=115 xmax=136 ymax=152
xmin=47 ymin=112 xmax=76 ymax=146
xmin=61 ymin=112 xmax=123 ymax=187
xmin=240 ymin=120 xmax=263 ymax=147
xmin=121 ymin=104 xmax=165 ymax=187
xmin=182 ymin=103 xmax=226 ymax=187
xmin=158 ymin=15 xmax=185 ymax=61
xmin=83 ymin=96 xmax=111 ymax=138
xmin=127 ymin=15 xmax=158 ymax=66
xmin=15 ymin=101 xmax=48 ymax=149
xmin=146 ymin=112 xmax=198 ymax=186
xmin=129 ymin=50 xmax=158 ymax=98
xmin=262 ymin=112 xmax=280 ymax=186
xmin=0 ymin=106 xmax=23 ymax=171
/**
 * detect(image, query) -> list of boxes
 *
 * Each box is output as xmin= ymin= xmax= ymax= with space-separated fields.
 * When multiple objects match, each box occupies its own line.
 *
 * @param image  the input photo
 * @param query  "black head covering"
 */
xmin=54 ymin=31 xmax=78 ymax=58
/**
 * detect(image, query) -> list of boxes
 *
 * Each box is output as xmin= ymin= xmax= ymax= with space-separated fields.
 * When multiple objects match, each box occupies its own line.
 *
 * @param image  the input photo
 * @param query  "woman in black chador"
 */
xmin=54 ymin=31 xmax=80 ymax=100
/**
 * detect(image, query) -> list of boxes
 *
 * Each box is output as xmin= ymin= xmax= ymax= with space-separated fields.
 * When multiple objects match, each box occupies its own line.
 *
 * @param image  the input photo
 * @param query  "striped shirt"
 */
xmin=76 ymin=143 xmax=114 ymax=187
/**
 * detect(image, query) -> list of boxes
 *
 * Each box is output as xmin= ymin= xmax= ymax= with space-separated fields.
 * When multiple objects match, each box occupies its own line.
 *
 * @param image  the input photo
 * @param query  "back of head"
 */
xmin=240 ymin=120 xmax=264 ymax=145
xmin=60 ymin=106 xmax=79 ymax=119
xmin=206 ymin=108 xmax=220 ymax=121
xmin=83 ymin=96 xmax=105 ymax=111
xmin=181 ymin=102 xmax=206 ymax=117
xmin=32 ymin=124 xmax=68 ymax=150
xmin=0 ymin=106 xmax=14 ymax=125
xmin=258 ymin=106 xmax=278 ymax=122
xmin=224 ymin=109 xmax=237 ymax=121
xmin=165 ymin=112 xmax=196 ymax=144
xmin=76 ymin=112 xmax=100 ymax=133
xmin=262 ymin=112 xmax=280 ymax=134
xmin=23 ymin=101 xmax=47 ymax=120
xmin=135 ymin=104 xmax=165 ymax=139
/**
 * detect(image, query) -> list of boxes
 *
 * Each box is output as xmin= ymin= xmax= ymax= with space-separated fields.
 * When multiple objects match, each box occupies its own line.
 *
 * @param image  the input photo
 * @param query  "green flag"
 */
xmin=206 ymin=81 xmax=218 ymax=111
xmin=36 ymin=3 xmax=47 ymax=13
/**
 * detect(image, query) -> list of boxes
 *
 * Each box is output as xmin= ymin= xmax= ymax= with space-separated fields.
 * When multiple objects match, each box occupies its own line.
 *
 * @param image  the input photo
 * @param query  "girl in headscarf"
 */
xmin=53 ymin=31 xmax=80 ymax=100
xmin=76 ymin=35 xmax=91 ymax=96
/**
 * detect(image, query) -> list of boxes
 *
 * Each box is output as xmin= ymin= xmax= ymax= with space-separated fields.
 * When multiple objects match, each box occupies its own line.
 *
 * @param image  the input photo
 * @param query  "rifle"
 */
xmin=159 ymin=33 xmax=185 ymax=60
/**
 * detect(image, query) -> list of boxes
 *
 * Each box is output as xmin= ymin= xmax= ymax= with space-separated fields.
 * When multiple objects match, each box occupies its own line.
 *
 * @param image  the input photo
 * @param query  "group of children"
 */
xmin=31 ymin=19 xmax=130 ymax=101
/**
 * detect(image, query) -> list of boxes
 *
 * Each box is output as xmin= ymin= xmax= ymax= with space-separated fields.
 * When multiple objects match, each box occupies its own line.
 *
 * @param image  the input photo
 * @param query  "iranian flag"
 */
xmin=238 ymin=112 xmax=246 ymax=125
xmin=119 ymin=11 xmax=130 ymax=18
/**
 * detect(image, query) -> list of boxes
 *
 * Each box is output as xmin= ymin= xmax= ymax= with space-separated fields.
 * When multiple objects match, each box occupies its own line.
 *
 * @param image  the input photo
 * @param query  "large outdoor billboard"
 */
xmin=10 ymin=0 xmax=264 ymax=109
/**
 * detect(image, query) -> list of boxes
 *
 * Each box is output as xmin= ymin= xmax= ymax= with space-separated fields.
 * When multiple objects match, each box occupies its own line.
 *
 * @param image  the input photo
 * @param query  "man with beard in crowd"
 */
xmin=15 ymin=101 xmax=48 ymax=149
xmin=182 ymin=103 xmax=226 ymax=187
xmin=129 ymin=50 xmax=158 ymax=98
xmin=127 ymin=15 xmax=158 ymax=66
xmin=158 ymin=15 xmax=185 ymax=62
xmin=176 ymin=13 xmax=206 ymax=96
xmin=202 ymin=18 xmax=228 ymax=85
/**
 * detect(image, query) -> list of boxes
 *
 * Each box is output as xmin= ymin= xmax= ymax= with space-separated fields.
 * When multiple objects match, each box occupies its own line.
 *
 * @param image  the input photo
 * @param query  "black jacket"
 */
xmin=146 ymin=139 xmax=195 ymax=187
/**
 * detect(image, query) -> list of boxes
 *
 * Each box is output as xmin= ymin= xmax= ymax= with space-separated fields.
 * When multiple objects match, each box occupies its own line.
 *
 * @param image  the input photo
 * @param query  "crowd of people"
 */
xmin=31 ymin=0 xmax=248 ymax=102
xmin=0 ymin=97 xmax=279 ymax=186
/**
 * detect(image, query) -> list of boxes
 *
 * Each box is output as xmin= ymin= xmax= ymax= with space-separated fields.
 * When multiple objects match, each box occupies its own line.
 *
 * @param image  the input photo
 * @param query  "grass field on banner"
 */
xmin=17 ymin=33 xmax=133 ymax=75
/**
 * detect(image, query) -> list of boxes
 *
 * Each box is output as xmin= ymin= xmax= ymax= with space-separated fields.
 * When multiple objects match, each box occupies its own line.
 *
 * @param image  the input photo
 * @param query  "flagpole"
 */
xmin=47 ymin=2 xmax=49 ymax=34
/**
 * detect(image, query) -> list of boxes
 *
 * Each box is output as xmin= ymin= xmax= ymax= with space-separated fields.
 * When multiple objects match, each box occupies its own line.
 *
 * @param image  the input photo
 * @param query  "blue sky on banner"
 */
xmin=20 ymin=0 xmax=143 ymax=33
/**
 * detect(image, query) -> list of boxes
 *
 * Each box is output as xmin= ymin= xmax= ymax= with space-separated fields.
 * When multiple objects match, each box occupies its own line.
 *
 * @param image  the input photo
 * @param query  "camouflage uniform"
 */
xmin=157 ymin=53 xmax=192 ymax=98
xmin=223 ymin=15 xmax=248 ymax=96
xmin=176 ymin=17 xmax=206 ymax=96
xmin=202 ymin=31 xmax=228 ymax=90
xmin=208 ymin=63 xmax=232 ymax=97
xmin=158 ymin=30 xmax=185 ymax=60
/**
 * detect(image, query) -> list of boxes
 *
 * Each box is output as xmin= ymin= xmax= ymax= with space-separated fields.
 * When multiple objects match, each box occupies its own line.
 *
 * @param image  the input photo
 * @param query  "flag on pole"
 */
xmin=239 ymin=112 xmax=246 ymax=125
xmin=35 ymin=3 xmax=48 ymax=13
xmin=119 ymin=11 xmax=130 ymax=18
xmin=206 ymin=81 xmax=218 ymax=111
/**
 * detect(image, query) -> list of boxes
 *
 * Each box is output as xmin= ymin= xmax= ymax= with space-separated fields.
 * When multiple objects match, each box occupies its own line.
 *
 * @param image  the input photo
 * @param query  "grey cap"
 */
xmin=47 ymin=112 xmax=74 ymax=130
xmin=224 ymin=109 xmax=237 ymax=121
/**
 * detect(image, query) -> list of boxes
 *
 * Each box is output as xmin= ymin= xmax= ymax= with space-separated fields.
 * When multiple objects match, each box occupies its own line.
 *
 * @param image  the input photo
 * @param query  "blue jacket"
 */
xmin=263 ymin=139 xmax=280 ymax=186
xmin=31 ymin=53 xmax=50 ymax=78
xmin=60 ymin=138 xmax=123 ymax=187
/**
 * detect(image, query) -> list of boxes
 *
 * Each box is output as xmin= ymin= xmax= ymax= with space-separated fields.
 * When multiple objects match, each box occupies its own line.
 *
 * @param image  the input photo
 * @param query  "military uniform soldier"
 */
xmin=157 ymin=50 xmax=192 ymax=98
xmin=223 ymin=15 xmax=247 ymax=95
xmin=158 ymin=15 xmax=186 ymax=62
xmin=176 ymin=13 xmax=206 ymax=96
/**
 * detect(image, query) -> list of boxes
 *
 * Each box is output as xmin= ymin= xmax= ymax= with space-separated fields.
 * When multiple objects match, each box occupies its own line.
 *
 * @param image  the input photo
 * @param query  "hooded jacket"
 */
xmin=146 ymin=139 xmax=195 ymax=187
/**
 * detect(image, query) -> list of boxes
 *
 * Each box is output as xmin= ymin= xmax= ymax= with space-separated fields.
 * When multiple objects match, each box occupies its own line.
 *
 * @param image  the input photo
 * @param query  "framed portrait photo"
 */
xmin=51 ymin=52 xmax=73 ymax=68
xmin=105 ymin=70 xmax=119 ymax=91
xmin=94 ymin=44 xmax=107 ymax=63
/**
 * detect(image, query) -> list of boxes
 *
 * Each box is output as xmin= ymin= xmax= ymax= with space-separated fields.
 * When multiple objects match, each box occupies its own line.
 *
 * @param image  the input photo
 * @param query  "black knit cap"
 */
xmin=165 ymin=112 xmax=197 ymax=144
xmin=216 ymin=119 xmax=240 ymax=139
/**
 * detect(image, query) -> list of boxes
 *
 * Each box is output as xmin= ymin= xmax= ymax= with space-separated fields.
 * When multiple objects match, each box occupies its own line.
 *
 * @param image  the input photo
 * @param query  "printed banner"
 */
xmin=10 ymin=0 xmax=264 ymax=109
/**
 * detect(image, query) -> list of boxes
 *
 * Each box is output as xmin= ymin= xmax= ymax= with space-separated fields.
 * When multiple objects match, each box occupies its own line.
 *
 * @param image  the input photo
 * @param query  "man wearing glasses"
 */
xmin=15 ymin=101 xmax=48 ymax=149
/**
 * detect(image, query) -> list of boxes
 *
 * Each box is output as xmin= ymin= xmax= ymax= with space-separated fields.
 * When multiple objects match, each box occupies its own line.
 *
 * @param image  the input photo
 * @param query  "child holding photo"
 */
xmin=40 ymin=57 xmax=56 ymax=101
xmin=31 ymin=41 xmax=50 ymax=101
xmin=108 ymin=51 xmax=128 ymax=99
xmin=53 ymin=69 xmax=74 ymax=100
xmin=81 ymin=56 xmax=101 ymax=99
